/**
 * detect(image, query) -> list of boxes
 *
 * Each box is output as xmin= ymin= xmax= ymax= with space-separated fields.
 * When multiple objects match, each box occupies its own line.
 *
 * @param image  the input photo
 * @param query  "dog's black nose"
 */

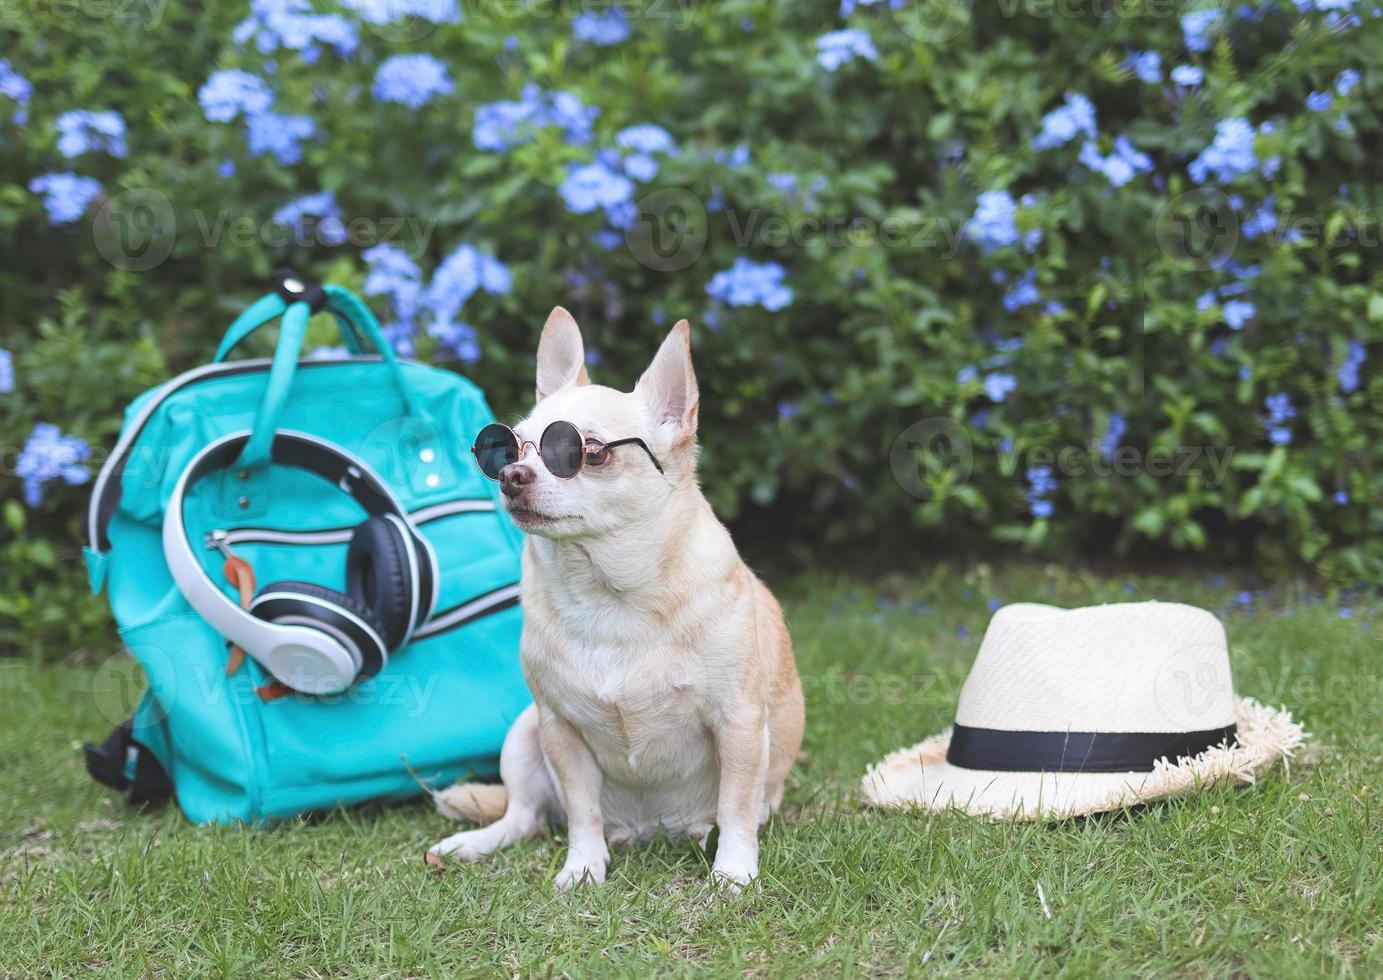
xmin=499 ymin=463 xmax=536 ymax=499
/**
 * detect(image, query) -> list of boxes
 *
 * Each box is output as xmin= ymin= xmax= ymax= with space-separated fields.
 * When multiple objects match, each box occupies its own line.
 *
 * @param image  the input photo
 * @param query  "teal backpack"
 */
xmin=81 ymin=276 xmax=530 ymax=824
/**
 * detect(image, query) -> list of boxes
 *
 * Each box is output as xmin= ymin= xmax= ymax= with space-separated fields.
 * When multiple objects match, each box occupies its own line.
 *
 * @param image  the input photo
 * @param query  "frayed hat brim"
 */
xmin=860 ymin=698 xmax=1307 ymax=821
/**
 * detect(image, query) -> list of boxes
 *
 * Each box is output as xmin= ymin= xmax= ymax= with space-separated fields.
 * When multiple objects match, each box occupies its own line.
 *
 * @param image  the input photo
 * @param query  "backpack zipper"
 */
xmin=413 ymin=582 xmax=521 ymax=640
xmin=202 ymin=496 xmax=518 ymax=639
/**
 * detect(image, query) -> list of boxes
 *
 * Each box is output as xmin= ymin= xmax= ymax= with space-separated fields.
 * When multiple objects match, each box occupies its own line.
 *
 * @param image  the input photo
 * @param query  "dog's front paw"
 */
xmin=553 ymin=847 xmax=609 ymax=891
xmin=711 ymin=837 xmax=758 ymax=894
xmin=425 ymin=829 xmax=494 ymax=868
xmin=710 ymin=859 xmax=757 ymax=894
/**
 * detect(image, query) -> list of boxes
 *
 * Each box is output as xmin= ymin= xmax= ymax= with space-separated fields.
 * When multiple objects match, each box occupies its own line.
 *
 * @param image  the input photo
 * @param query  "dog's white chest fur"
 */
xmin=530 ymin=619 xmax=723 ymax=838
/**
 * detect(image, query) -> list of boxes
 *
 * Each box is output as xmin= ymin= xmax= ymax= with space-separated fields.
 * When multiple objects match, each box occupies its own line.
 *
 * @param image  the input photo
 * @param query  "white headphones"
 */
xmin=161 ymin=430 xmax=439 ymax=695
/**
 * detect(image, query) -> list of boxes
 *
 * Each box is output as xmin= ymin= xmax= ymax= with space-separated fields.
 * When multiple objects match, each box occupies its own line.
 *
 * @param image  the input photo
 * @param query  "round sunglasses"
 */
xmin=471 ymin=421 xmax=665 ymax=481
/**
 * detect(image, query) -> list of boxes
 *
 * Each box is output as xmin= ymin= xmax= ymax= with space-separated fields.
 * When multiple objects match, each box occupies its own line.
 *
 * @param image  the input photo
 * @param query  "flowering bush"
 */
xmin=1 ymin=0 xmax=1380 ymax=654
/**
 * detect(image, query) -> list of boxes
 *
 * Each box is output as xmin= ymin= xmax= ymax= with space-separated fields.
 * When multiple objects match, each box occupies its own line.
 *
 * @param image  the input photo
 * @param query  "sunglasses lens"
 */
xmin=539 ymin=420 xmax=585 ymax=479
xmin=472 ymin=423 xmax=518 ymax=480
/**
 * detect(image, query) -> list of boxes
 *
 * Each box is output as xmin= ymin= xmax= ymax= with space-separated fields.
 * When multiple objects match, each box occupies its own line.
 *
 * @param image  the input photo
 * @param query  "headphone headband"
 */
xmin=180 ymin=431 xmax=402 ymax=519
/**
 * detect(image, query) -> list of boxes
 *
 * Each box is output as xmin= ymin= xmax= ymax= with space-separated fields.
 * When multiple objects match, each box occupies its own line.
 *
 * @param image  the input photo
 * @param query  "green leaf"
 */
xmin=1131 ymin=508 xmax=1165 ymax=537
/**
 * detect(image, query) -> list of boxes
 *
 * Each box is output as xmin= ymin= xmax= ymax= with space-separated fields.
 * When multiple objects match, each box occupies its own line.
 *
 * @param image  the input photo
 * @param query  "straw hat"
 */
xmin=861 ymin=601 xmax=1307 ymax=820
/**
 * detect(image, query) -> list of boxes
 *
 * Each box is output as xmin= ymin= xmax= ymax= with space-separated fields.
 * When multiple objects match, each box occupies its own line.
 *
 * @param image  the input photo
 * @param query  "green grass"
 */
xmin=2 ymin=564 xmax=1379 ymax=977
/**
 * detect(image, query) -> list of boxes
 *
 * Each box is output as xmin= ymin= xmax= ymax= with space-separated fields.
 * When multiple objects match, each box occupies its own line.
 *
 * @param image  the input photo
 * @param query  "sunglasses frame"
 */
xmin=471 ymin=421 xmax=665 ymax=481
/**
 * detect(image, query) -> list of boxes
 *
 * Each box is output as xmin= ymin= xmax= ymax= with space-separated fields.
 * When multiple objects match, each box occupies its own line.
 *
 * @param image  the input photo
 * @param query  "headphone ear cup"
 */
xmin=346 ymin=516 xmax=414 ymax=650
xmin=250 ymin=580 xmax=389 ymax=680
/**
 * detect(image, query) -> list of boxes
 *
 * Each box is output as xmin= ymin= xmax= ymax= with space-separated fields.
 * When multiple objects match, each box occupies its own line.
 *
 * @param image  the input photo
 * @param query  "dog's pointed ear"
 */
xmin=637 ymin=320 xmax=698 ymax=433
xmin=535 ymin=307 xmax=590 ymax=401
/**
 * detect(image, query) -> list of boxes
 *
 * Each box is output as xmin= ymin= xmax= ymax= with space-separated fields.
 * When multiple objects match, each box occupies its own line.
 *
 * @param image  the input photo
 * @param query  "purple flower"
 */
xmin=982 ymin=372 xmax=1017 ymax=402
xmin=968 ymin=190 xmax=1020 ymax=253
xmin=16 ymin=423 xmax=91 ymax=506
xmin=1306 ymin=91 xmax=1333 ymax=112
xmin=619 ymin=127 xmax=677 ymax=181
xmin=1170 ymin=64 xmax=1203 ymax=86
xmin=29 ymin=172 xmax=102 ymax=224
xmin=1264 ymin=392 xmax=1295 ymax=445
xmin=1100 ymin=413 xmax=1127 ymax=459
xmin=272 ymin=190 xmax=345 ymax=245
xmin=706 ymin=257 xmax=793 ymax=311
xmin=233 ymin=0 xmax=358 ymax=60
xmin=472 ymin=98 xmax=540 ymax=151
xmin=472 ymin=86 xmax=597 ymax=151
xmin=1032 ymin=93 xmax=1097 ymax=151
xmin=1222 ymin=299 xmax=1255 ymax=329
xmin=1182 ymin=9 xmax=1222 ymax=52
xmin=363 ymin=243 xmax=424 ymax=327
xmin=428 ymin=319 xmax=480 ymax=361
xmin=1335 ymin=69 xmax=1360 ymax=96
xmin=1189 ymin=118 xmax=1276 ymax=183
xmin=425 ymin=243 xmax=511 ymax=332
xmin=1243 ymin=197 xmax=1279 ymax=239
xmin=816 ymin=28 xmax=878 ymax=71
xmin=1126 ymin=50 xmax=1161 ymax=83
xmin=0 ymin=59 xmax=32 ymax=123
xmin=342 ymin=0 xmax=460 ymax=24
xmin=622 ymin=153 xmax=659 ymax=181
xmin=1339 ymin=340 xmax=1365 ymax=393
xmin=840 ymin=0 xmax=905 ymax=12
xmin=548 ymin=90 xmax=598 ymax=144
xmin=559 ymin=161 xmax=634 ymax=220
xmin=372 ymin=53 xmax=452 ymax=108
xmin=198 ymin=69 xmax=273 ymax=123
xmin=1002 ymin=269 xmax=1040 ymax=311
xmin=56 ymin=110 xmax=127 ymax=158
xmin=713 ymin=144 xmax=751 ymax=169
xmin=616 ymin=124 xmax=676 ymax=155
xmin=1026 ymin=465 xmax=1056 ymax=518
xmin=1079 ymin=135 xmax=1153 ymax=187
xmin=768 ymin=173 xmax=799 ymax=194
xmin=0 ymin=349 xmax=13 ymax=393
xmin=246 ymin=111 xmax=315 ymax=164
xmin=572 ymin=9 xmax=629 ymax=45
